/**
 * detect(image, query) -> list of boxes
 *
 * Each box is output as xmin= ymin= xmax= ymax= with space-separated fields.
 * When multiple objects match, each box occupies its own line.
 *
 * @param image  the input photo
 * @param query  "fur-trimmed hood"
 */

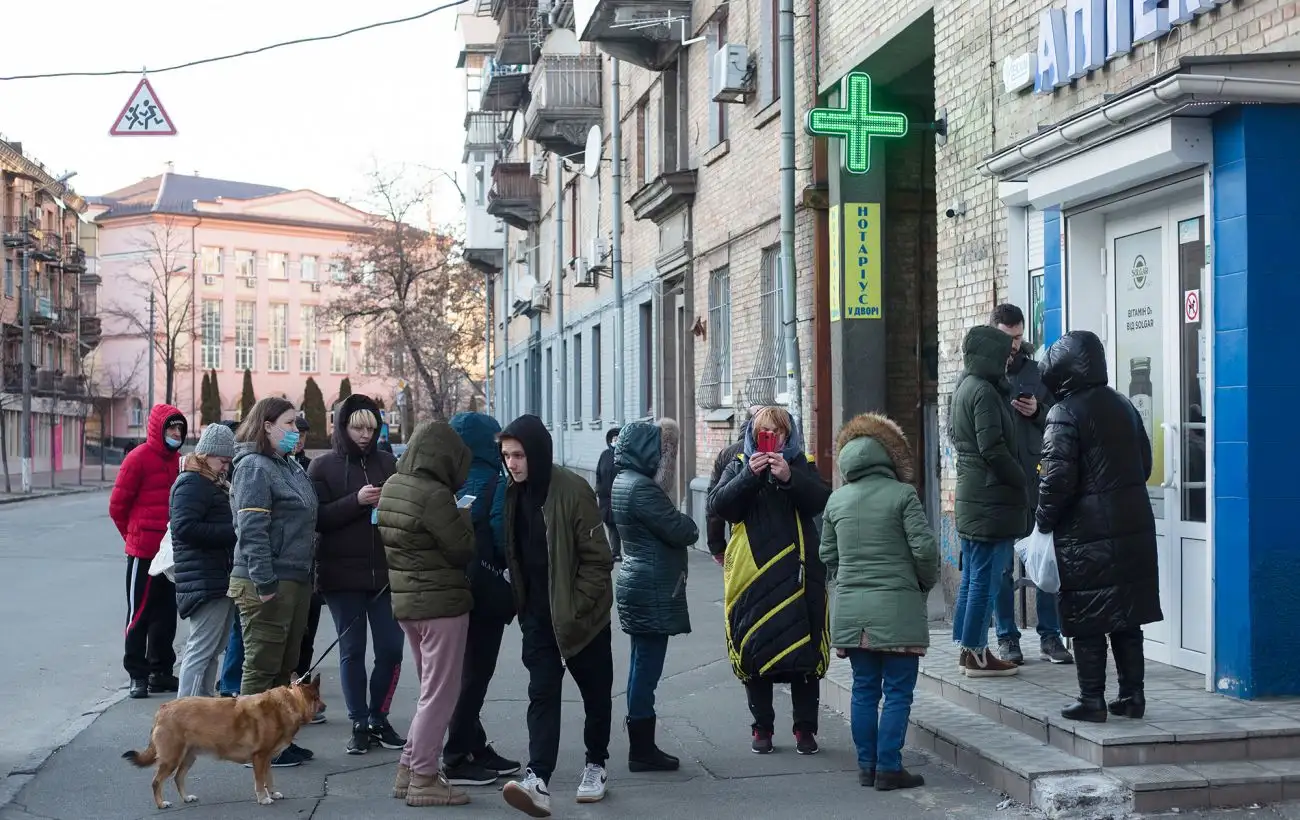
xmin=614 ymin=418 xmax=679 ymax=495
xmin=835 ymin=413 xmax=914 ymax=484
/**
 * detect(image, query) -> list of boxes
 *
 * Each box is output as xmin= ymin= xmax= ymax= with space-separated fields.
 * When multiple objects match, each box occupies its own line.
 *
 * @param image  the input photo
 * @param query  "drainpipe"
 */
xmin=484 ymin=269 xmax=492 ymax=416
xmin=778 ymin=0 xmax=803 ymax=427
xmin=554 ymin=151 xmax=567 ymax=466
xmin=611 ymin=57 xmax=625 ymax=427
xmin=501 ymin=222 xmax=510 ymax=418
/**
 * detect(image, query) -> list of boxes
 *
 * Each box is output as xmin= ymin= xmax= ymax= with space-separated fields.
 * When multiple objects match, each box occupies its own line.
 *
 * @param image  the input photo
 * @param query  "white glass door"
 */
xmin=1105 ymin=197 xmax=1209 ymax=675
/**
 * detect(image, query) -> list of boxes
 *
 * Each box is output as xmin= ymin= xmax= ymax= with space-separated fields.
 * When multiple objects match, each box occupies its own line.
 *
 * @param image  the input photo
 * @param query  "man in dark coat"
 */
xmin=290 ymin=413 xmax=325 ymax=718
xmin=989 ymin=304 xmax=1073 ymax=667
xmin=594 ymin=427 xmax=621 ymax=560
xmin=1036 ymin=330 xmax=1162 ymax=723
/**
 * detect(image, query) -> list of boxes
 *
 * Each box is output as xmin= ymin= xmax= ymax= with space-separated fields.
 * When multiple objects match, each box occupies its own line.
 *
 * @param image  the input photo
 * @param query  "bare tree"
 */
xmin=325 ymin=167 xmax=485 ymax=423
xmin=84 ymin=350 xmax=145 ymax=482
xmin=101 ymin=216 xmax=194 ymax=405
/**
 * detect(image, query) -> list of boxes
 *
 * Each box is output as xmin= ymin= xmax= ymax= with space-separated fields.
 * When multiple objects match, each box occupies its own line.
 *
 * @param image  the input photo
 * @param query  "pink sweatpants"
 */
xmin=399 ymin=614 xmax=470 ymax=776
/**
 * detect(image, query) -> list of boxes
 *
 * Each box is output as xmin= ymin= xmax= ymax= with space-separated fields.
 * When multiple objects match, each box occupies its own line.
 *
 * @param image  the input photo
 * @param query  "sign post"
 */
xmin=804 ymin=72 xmax=909 ymax=175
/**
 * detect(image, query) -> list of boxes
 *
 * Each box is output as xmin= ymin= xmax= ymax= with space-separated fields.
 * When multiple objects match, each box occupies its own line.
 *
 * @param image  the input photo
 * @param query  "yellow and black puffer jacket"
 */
xmin=707 ymin=432 xmax=832 ymax=684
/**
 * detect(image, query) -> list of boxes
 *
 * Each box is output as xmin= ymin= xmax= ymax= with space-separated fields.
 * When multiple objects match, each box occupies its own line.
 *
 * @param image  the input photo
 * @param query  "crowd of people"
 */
xmin=104 ymin=300 xmax=1160 ymax=811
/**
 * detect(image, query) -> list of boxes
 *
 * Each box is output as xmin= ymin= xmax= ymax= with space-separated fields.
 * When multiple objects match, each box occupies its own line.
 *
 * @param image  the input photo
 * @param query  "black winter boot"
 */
xmin=1061 ymin=637 xmax=1108 ymax=723
xmin=627 ymin=717 xmax=680 ymax=772
xmin=1108 ymin=630 xmax=1147 ymax=718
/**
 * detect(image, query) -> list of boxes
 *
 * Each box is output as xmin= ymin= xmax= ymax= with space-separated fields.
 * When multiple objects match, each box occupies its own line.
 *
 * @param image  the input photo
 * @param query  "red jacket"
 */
xmin=109 ymin=403 xmax=187 ymax=559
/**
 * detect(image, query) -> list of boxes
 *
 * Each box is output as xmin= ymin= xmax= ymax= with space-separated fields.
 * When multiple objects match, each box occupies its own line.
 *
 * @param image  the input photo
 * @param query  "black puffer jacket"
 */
xmin=1036 ymin=330 xmax=1163 ymax=638
xmin=170 ymin=465 xmax=236 ymax=620
xmin=308 ymin=394 xmax=398 ymax=593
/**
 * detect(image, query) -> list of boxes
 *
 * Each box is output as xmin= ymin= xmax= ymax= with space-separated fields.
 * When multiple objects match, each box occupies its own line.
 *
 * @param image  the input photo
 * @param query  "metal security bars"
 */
xmin=697 ymin=266 xmax=731 ymax=410
xmin=743 ymin=247 xmax=785 ymax=407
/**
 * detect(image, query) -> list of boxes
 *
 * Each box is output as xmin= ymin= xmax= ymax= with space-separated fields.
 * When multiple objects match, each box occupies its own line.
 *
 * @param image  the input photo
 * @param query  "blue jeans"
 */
xmin=994 ymin=561 xmax=1061 ymax=641
xmin=951 ymin=538 xmax=1013 ymax=650
xmin=324 ymin=589 xmax=405 ymax=724
xmin=849 ymin=650 xmax=919 ymax=772
xmin=626 ymin=633 xmax=670 ymax=720
xmin=218 ymin=618 xmax=244 ymax=696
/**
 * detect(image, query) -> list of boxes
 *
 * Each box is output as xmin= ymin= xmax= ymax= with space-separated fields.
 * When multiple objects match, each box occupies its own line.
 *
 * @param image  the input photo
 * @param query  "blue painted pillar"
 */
xmin=1212 ymin=106 xmax=1300 ymax=698
xmin=1041 ymin=207 xmax=1063 ymax=347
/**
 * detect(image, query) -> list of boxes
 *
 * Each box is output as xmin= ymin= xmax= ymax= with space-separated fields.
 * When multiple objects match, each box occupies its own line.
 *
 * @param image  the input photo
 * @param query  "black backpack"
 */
xmin=466 ymin=472 xmax=516 ymax=623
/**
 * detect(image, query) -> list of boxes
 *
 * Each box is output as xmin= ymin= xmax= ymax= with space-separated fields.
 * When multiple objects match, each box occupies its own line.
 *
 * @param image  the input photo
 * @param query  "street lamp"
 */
xmin=19 ymin=170 xmax=76 ymax=493
xmin=146 ymin=265 xmax=187 ymax=411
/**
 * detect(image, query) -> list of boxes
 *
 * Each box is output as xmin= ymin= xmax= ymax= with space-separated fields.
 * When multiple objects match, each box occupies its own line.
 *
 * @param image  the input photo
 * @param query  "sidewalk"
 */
xmin=0 ymin=466 xmax=118 ymax=505
xmin=0 ymin=551 xmax=1042 ymax=820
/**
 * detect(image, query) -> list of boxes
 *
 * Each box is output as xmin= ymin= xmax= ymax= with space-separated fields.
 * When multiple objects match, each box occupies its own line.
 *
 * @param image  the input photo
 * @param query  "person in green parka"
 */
xmin=821 ymin=413 xmax=939 ymax=793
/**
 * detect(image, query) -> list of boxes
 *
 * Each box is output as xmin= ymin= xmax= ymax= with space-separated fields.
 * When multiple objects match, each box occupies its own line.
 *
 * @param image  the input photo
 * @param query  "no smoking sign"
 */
xmin=1184 ymin=289 xmax=1201 ymax=324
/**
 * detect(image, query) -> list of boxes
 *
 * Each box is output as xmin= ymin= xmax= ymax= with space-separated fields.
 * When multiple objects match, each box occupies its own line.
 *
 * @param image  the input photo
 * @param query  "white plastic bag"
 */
xmin=150 ymin=528 xmax=177 ymax=583
xmin=1013 ymin=529 xmax=1059 ymax=595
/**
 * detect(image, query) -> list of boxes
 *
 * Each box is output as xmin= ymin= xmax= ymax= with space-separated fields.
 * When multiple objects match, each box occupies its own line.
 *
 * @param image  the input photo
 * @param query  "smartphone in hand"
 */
xmin=456 ymin=494 xmax=478 ymax=510
xmin=756 ymin=429 xmax=779 ymax=454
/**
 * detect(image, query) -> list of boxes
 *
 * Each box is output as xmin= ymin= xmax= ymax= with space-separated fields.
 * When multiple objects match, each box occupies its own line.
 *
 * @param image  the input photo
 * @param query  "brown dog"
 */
xmin=122 ymin=674 xmax=324 ymax=808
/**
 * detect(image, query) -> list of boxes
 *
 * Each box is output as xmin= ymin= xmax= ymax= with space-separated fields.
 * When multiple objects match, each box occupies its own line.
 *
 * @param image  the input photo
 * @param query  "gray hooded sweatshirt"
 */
xmin=229 ymin=441 xmax=319 ymax=596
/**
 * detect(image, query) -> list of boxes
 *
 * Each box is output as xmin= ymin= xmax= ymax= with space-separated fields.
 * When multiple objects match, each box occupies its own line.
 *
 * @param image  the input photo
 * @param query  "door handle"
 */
xmin=1160 ymin=422 xmax=1178 ymax=490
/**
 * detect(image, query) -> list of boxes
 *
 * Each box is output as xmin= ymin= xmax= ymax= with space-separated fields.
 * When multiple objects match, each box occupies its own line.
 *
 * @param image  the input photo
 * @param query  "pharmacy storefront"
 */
xmin=988 ymin=33 xmax=1300 ymax=696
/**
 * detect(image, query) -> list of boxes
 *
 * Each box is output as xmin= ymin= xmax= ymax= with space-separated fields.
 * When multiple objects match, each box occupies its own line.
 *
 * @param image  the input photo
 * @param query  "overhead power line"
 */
xmin=0 ymin=1 xmax=468 ymax=82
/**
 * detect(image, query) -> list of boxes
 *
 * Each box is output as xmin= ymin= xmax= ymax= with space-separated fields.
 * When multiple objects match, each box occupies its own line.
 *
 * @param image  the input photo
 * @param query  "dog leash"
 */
xmin=292 ymin=584 xmax=390 ymax=684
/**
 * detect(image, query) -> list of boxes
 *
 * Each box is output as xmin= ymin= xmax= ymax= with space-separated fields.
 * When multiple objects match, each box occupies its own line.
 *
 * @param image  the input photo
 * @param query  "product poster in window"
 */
xmin=1029 ymin=272 xmax=1045 ymax=347
xmin=1113 ymin=228 xmax=1165 ymax=519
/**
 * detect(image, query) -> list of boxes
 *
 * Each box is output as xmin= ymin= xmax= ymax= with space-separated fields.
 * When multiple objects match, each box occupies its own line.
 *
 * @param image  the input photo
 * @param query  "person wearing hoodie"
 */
xmin=821 ymin=414 xmax=939 ymax=792
xmin=228 ymin=397 xmax=319 ymax=767
xmin=708 ymin=405 xmax=832 ymax=756
xmin=172 ymin=423 xmax=238 ymax=698
xmin=612 ymin=418 xmax=698 ymax=773
xmin=442 ymin=412 xmax=523 ymax=787
xmin=110 ymin=402 xmax=188 ymax=699
xmin=990 ymin=304 xmax=1073 ymax=667
xmin=307 ymin=394 xmax=403 ymax=755
xmin=947 ymin=324 xmax=1025 ymax=679
xmin=594 ymin=426 xmax=622 ymax=561
xmin=376 ymin=420 xmax=478 ymax=807
xmin=497 ymin=415 xmax=615 ymax=817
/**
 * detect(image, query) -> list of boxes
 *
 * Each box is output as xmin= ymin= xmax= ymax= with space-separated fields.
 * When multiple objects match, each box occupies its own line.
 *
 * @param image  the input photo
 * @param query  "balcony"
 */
xmin=22 ymin=293 xmax=55 ymax=327
xmin=64 ymin=245 xmax=87 ymax=272
xmin=481 ymin=59 xmax=530 ymax=112
xmin=80 ymin=315 xmax=102 ymax=349
xmin=32 ymin=230 xmax=61 ymax=263
xmin=576 ymin=0 xmax=692 ymax=71
xmin=35 ymin=368 xmax=57 ymax=394
xmin=60 ymin=373 xmax=86 ymax=395
xmin=493 ymin=0 xmax=539 ymax=66
xmin=464 ymin=110 xmax=511 ymax=161
xmin=2 ymin=217 xmax=37 ymax=249
xmin=2 ymin=363 xmax=32 ymax=392
xmin=523 ymin=55 xmax=603 ymax=155
xmin=486 ymin=162 xmax=541 ymax=230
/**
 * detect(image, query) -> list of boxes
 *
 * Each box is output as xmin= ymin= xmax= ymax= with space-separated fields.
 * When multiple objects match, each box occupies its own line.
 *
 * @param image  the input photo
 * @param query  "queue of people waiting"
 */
xmin=105 ymin=303 xmax=1160 ymax=810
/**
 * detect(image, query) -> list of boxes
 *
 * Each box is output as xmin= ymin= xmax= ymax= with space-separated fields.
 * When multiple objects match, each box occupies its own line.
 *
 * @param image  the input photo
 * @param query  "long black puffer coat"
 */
xmin=171 ymin=466 xmax=236 ymax=620
xmin=1036 ymin=330 xmax=1163 ymax=638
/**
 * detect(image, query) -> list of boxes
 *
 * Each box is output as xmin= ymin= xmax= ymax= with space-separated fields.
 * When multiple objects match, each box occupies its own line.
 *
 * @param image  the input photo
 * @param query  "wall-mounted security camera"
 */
xmin=945 ymin=200 xmax=967 ymax=219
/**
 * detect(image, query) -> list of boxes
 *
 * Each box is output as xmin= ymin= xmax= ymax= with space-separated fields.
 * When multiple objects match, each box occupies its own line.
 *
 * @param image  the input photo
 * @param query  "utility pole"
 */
xmin=147 ymin=290 xmax=155 ymax=410
xmin=778 ymin=0 xmax=803 ymax=427
xmin=19 ymin=238 xmax=32 ymax=493
xmin=611 ymin=58 xmax=626 ymax=427
xmin=553 ymin=151 xmax=567 ymax=466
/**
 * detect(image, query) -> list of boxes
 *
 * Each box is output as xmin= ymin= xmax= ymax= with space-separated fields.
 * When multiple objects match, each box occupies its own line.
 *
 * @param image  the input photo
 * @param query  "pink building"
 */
xmin=90 ymin=170 xmax=397 ymax=444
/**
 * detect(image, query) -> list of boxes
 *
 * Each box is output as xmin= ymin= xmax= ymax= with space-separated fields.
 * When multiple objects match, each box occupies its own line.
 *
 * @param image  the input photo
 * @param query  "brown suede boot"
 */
xmin=406 ymin=772 xmax=470 ymax=807
xmin=393 ymin=763 xmax=411 ymax=799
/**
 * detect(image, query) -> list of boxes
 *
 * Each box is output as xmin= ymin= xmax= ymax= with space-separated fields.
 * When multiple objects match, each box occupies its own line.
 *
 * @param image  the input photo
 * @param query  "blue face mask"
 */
xmin=165 ymin=437 xmax=182 ymax=449
xmin=278 ymin=430 xmax=300 ymax=455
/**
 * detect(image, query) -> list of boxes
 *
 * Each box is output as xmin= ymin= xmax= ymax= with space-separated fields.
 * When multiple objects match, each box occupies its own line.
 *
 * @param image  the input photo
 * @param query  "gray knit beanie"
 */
xmin=195 ymin=423 xmax=236 ymax=458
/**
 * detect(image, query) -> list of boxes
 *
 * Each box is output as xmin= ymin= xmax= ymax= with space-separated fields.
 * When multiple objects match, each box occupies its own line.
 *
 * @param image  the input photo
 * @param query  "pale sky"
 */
xmin=0 ymin=0 xmax=468 ymax=224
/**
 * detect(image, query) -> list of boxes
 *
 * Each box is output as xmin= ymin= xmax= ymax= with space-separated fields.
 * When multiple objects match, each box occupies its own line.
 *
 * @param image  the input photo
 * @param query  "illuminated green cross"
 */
xmin=805 ymin=72 xmax=909 ymax=175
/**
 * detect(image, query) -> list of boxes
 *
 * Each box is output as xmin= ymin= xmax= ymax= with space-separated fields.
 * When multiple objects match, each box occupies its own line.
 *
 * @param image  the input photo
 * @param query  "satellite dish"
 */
xmin=583 ymin=125 xmax=603 ymax=178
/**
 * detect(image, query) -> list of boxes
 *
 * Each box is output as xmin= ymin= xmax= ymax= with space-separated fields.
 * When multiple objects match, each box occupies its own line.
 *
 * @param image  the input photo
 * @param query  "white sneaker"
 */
xmin=576 ymin=762 xmax=608 ymax=803
xmin=503 ymin=768 xmax=552 ymax=817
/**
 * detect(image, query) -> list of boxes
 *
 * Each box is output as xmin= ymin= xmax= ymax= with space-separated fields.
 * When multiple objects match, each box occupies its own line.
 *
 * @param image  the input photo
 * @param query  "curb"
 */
xmin=0 ymin=484 xmax=113 ymax=506
xmin=0 ymin=686 xmax=130 ymax=810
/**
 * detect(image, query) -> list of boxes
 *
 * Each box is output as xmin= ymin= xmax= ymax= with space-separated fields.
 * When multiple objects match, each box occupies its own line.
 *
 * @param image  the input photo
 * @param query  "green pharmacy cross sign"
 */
xmin=805 ymin=72 xmax=909 ymax=175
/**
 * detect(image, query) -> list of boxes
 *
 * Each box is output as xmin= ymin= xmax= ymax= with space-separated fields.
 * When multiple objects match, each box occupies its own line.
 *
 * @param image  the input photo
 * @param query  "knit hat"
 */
xmin=195 ymin=423 xmax=236 ymax=458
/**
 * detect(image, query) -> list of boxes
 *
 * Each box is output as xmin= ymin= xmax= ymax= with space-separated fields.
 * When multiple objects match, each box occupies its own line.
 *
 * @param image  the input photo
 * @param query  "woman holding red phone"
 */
xmin=707 ymin=406 xmax=832 ymax=755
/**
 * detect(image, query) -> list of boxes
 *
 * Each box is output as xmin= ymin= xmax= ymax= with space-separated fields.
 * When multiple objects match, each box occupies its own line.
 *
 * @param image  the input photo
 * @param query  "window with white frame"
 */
xmin=573 ymin=332 xmax=583 ymax=422
xmin=698 ymin=266 xmax=732 ymax=409
xmin=758 ymin=0 xmax=780 ymax=107
xmin=300 ymin=305 xmax=318 ymax=372
xmin=235 ymin=250 xmax=256 ymax=278
xmin=707 ymin=17 xmax=730 ymax=146
xmin=590 ymin=323 xmax=602 ymax=419
xmin=201 ymin=299 xmax=222 ymax=369
xmin=361 ymin=329 xmax=379 ymax=374
xmin=300 ymin=255 xmax=318 ymax=281
xmin=268 ymin=303 xmax=288 ymax=372
xmin=129 ymin=398 xmax=144 ymax=428
xmin=329 ymin=261 xmax=347 ymax=283
xmin=330 ymin=326 xmax=348 ymax=373
xmin=235 ymin=301 xmax=255 ymax=371
xmin=201 ymin=247 xmax=222 ymax=276
xmin=268 ymin=252 xmax=288 ymax=279
xmin=1027 ymin=208 xmax=1045 ymax=347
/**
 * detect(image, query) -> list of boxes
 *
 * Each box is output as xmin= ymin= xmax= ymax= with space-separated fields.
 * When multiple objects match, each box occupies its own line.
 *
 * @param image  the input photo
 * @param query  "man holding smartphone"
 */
xmin=992 ymin=304 xmax=1073 ymax=667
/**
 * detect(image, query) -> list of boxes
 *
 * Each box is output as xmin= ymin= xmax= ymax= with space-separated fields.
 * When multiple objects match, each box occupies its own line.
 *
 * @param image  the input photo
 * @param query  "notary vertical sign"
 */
xmin=843 ymin=203 xmax=882 ymax=319
xmin=828 ymin=204 xmax=842 ymax=322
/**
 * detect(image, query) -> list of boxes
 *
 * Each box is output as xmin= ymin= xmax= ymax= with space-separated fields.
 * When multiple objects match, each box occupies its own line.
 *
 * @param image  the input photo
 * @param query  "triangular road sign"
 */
xmin=109 ymin=76 xmax=177 ymax=136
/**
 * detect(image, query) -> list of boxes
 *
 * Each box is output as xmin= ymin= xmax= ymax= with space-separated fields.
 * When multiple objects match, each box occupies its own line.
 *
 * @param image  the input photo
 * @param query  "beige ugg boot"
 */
xmin=392 ymin=763 xmax=411 ymax=799
xmin=406 ymin=771 xmax=470 ymax=807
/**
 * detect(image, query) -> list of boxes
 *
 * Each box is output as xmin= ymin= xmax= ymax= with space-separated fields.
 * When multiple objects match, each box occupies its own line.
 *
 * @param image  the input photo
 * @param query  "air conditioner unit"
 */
xmin=203 ymin=275 xmax=215 ymax=286
xmin=711 ymin=43 xmax=752 ymax=103
xmin=573 ymin=257 xmax=596 ymax=287
xmin=311 ymin=282 xmax=322 ymax=293
xmin=588 ymin=236 xmax=608 ymax=271
xmin=536 ymin=0 xmax=554 ymax=13
xmin=529 ymin=155 xmax=548 ymax=180
xmin=243 ymin=277 xmax=256 ymax=288
xmin=514 ymin=240 xmax=529 ymax=264
xmin=530 ymin=283 xmax=550 ymax=310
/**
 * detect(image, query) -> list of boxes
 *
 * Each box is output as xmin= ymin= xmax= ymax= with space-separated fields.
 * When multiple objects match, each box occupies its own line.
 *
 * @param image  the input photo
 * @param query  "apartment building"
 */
xmin=0 ymin=139 xmax=98 ymax=481
xmin=89 ymin=170 xmax=396 ymax=444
